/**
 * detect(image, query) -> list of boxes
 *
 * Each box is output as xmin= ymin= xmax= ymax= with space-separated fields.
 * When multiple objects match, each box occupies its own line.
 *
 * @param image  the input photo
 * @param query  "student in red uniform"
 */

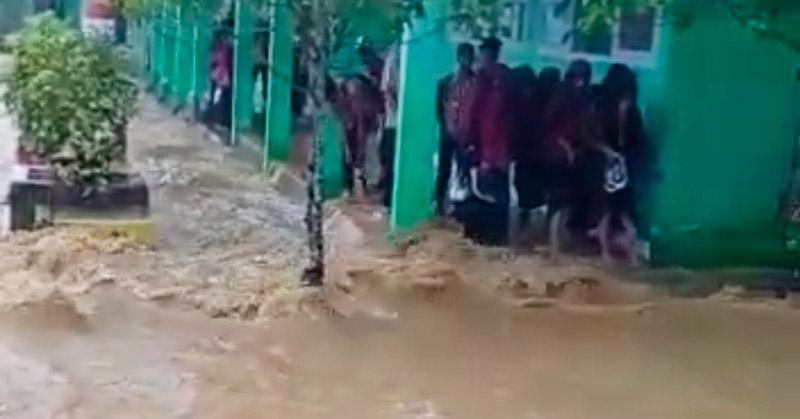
xmin=542 ymin=59 xmax=599 ymax=258
xmin=207 ymin=26 xmax=234 ymax=133
xmin=435 ymin=43 xmax=477 ymax=217
xmin=460 ymin=37 xmax=513 ymax=246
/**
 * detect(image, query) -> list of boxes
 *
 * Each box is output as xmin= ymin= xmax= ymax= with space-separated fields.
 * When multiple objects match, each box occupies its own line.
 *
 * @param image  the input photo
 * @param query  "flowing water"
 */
xmin=1 ymin=78 xmax=797 ymax=419
xmin=0 ymin=284 xmax=798 ymax=419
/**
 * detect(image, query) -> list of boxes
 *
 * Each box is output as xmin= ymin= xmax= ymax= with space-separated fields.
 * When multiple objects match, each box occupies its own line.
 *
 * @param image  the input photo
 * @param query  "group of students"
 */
xmin=435 ymin=37 xmax=647 ymax=264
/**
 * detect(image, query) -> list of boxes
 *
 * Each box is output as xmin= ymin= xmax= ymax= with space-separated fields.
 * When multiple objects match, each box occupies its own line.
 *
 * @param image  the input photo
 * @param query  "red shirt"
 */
xmin=473 ymin=63 xmax=511 ymax=169
xmin=444 ymin=71 xmax=477 ymax=142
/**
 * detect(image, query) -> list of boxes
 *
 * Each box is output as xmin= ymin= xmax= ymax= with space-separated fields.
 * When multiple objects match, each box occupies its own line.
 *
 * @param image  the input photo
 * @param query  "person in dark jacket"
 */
xmin=592 ymin=63 xmax=646 ymax=265
xmin=542 ymin=59 xmax=599 ymax=259
xmin=510 ymin=65 xmax=542 ymax=224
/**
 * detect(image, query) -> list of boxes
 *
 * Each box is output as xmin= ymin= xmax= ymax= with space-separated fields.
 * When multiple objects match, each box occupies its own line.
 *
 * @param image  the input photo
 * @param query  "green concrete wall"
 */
xmin=651 ymin=3 xmax=799 ymax=268
xmin=390 ymin=1 xmax=799 ymax=268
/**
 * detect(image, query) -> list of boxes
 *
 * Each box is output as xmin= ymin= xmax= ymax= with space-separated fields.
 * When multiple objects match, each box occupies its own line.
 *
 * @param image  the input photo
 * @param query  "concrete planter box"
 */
xmin=9 ymin=172 xmax=149 ymax=232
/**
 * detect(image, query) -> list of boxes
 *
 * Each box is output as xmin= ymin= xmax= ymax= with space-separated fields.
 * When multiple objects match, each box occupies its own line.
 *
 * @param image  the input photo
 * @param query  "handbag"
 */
xmin=448 ymin=157 xmax=470 ymax=203
xmin=603 ymin=149 xmax=629 ymax=194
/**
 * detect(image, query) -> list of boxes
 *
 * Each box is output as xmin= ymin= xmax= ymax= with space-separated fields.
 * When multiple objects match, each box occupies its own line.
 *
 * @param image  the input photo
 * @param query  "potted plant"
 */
xmin=4 ymin=13 xmax=138 ymax=189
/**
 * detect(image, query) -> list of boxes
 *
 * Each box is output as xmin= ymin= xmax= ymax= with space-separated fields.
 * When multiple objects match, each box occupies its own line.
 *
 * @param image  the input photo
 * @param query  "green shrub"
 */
xmin=3 ymin=13 xmax=138 ymax=187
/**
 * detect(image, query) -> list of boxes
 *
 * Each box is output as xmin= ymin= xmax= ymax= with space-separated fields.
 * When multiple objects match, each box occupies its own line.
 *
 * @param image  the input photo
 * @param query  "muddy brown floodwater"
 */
xmin=1 ymin=283 xmax=799 ymax=419
xmin=2 ymin=96 xmax=799 ymax=418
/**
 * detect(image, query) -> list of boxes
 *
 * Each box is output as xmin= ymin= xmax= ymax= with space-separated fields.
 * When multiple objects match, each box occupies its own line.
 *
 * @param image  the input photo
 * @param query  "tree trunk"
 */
xmin=302 ymin=111 xmax=325 ymax=286
xmin=301 ymin=0 xmax=327 ymax=287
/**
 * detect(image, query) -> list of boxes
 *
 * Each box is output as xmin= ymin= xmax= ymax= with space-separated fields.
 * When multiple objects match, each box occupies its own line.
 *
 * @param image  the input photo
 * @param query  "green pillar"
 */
xmin=171 ymin=3 xmax=183 ymax=105
xmin=193 ymin=9 xmax=211 ymax=117
xmin=390 ymin=1 xmax=451 ymax=230
xmin=156 ymin=0 xmax=168 ymax=94
xmin=321 ymin=111 xmax=345 ymax=199
xmin=263 ymin=0 xmax=295 ymax=167
xmin=232 ymin=0 xmax=255 ymax=145
xmin=132 ymin=20 xmax=147 ymax=77
xmin=172 ymin=1 xmax=194 ymax=107
xmin=187 ymin=2 xmax=201 ymax=108
xmin=149 ymin=14 xmax=159 ymax=87
xmin=161 ymin=2 xmax=177 ymax=99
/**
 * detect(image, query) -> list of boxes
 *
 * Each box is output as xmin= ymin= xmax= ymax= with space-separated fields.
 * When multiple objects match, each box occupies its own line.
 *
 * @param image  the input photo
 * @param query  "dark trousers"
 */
xmin=205 ymin=82 xmax=232 ymax=131
xmin=455 ymin=168 xmax=510 ymax=246
xmin=379 ymin=128 xmax=397 ymax=207
xmin=435 ymin=134 xmax=456 ymax=216
xmin=515 ymin=159 xmax=546 ymax=211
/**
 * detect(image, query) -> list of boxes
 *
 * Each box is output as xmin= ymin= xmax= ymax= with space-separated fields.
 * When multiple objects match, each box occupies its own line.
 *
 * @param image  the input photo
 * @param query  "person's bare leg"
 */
xmin=548 ymin=209 xmax=566 ymax=262
xmin=595 ymin=213 xmax=613 ymax=264
xmin=619 ymin=215 xmax=638 ymax=266
xmin=352 ymin=168 xmax=366 ymax=201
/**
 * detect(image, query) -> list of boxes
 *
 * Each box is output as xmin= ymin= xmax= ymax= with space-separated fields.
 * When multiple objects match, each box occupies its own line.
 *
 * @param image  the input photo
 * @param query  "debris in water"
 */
xmin=708 ymin=284 xmax=747 ymax=302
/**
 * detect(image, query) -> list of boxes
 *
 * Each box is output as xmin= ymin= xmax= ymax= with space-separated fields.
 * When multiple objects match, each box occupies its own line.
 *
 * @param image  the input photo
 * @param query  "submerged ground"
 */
xmin=0 ymin=88 xmax=799 ymax=418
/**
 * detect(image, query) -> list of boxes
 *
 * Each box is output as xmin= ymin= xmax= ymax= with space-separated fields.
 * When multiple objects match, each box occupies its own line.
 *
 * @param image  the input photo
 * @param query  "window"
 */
xmin=540 ymin=0 xmax=659 ymax=65
xmin=618 ymin=7 xmax=657 ymax=52
xmin=449 ymin=0 xmax=534 ymax=43
xmin=498 ymin=1 xmax=529 ymax=42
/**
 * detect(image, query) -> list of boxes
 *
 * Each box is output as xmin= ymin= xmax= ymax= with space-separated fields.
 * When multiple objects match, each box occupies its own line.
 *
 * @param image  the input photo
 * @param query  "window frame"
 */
xmin=537 ymin=2 xmax=663 ymax=69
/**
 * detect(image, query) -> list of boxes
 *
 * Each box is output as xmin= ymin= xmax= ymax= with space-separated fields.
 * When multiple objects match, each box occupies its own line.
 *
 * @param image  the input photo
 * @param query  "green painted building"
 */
xmin=128 ymin=0 xmax=799 ymax=268
xmin=391 ymin=0 xmax=799 ymax=268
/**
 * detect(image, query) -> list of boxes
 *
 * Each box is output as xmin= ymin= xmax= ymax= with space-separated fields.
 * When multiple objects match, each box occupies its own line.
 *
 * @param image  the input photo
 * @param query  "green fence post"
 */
xmin=149 ymin=13 xmax=159 ymax=87
xmin=193 ymin=5 xmax=211 ymax=119
xmin=231 ymin=0 xmax=255 ymax=146
xmin=162 ymin=2 xmax=177 ymax=99
xmin=171 ymin=2 xmax=183 ymax=106
xmin=263 ymin=0 xmax=294 ymax=168
xmin=156 ymin=0 xmax=168 ymax=95
xmin=187 ymin=2 xmax=200 ymax=110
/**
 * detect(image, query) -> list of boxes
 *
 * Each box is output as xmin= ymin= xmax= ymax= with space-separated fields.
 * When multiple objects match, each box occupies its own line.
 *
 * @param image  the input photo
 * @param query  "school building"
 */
xmin=394 ymin=1 xmax=800 ymax=268
xmin=16 ymin=0 xmax=799 ymax=269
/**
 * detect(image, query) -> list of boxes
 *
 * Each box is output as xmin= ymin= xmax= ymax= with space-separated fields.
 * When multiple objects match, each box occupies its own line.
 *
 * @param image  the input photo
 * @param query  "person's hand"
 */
xmin=558 ymin=138 xmax=575 ymax=164
xmin=470 ymin=167 xmax=496 ymax=204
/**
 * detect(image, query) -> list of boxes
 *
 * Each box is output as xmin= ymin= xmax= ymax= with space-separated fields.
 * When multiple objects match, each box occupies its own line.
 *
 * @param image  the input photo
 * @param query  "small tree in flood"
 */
xmin=290 ymin=0 xmax=422 ymax=286
xmin=114 ymin=0 xmax=417 ymax=286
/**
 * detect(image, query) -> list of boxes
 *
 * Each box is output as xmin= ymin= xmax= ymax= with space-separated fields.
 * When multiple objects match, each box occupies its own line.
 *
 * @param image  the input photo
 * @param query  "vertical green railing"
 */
xmin=264 ymin=0 xmax=294 ymax=166
xmin=170 ymin=2 xmax=183 ymax=106
xmin=121 ymin=0 xmax=348 ymax=199
xmin=192 ymin=4 xmax=211 ymax=117
xmin=231 ymin=0 xmax=255 ymax=145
